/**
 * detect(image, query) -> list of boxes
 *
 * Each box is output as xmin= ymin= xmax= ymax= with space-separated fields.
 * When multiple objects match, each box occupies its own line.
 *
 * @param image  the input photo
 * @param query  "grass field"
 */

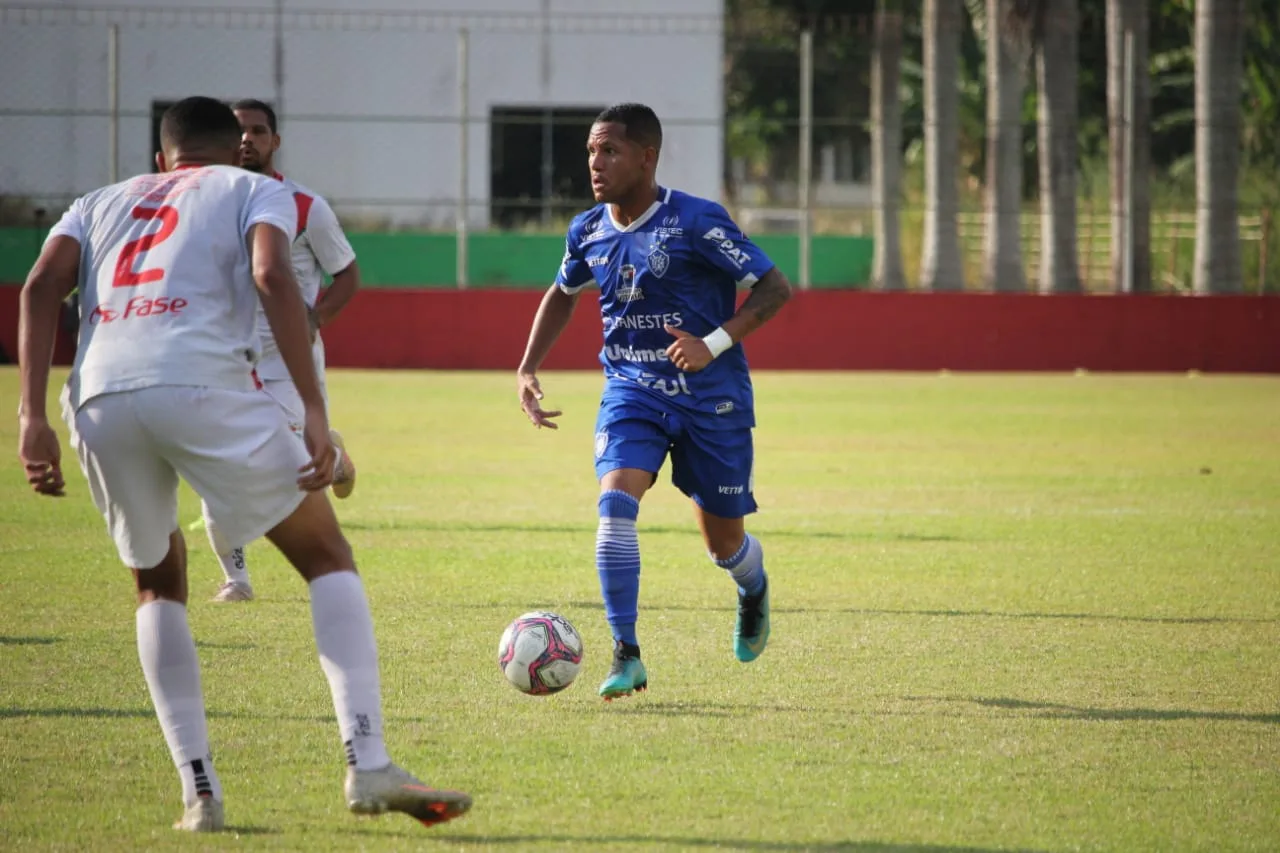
xmin=1 ymin=368 xmax=1278 ymax=852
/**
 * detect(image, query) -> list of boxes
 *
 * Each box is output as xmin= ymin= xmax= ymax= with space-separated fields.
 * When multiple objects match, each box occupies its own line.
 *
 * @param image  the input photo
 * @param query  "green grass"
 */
xmin=1 ymin=368 xmax=1278 ymax=852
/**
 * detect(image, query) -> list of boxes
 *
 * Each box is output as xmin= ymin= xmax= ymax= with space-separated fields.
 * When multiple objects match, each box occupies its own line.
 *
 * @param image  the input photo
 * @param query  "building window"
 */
xmin=490 ymin=106 xmax=602 ymax=229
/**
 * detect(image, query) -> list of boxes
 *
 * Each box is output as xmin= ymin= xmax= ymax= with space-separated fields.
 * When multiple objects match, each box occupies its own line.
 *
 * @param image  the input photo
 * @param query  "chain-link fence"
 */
xmin=1 ymin=2 xmax=1274 ymax=292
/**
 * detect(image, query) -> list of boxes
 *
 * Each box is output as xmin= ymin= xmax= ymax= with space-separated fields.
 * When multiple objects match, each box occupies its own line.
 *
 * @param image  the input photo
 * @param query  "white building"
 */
xmin=0 ymin=0 xmax=725 ymax=228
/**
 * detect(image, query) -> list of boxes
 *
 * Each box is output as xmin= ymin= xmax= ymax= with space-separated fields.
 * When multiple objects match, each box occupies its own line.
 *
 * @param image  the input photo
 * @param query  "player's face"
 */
xmin=587 ymin=122 xmax=652 ymax=204
xmin=235 ymin=108 xmax=279 ymax=174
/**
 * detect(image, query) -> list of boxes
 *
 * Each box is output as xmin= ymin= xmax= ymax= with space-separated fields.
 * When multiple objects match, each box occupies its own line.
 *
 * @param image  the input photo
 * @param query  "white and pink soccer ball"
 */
xmin=497 ymin=611 xmax=584 ymax=695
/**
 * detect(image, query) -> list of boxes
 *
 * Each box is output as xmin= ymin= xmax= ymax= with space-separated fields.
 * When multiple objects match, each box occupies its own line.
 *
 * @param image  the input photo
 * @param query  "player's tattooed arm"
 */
xmin=725 ymin=266 xmax=792 ymax=341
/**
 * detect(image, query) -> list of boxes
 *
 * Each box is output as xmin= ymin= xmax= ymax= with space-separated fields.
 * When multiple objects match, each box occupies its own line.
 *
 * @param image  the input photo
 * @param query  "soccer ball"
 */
xmin=497 ymin=611 xmax=584 ymax=695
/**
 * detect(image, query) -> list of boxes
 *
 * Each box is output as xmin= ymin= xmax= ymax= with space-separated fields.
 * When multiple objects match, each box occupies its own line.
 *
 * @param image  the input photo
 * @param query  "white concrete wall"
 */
xmin=0 ymin=0 xmax=724 ymax=228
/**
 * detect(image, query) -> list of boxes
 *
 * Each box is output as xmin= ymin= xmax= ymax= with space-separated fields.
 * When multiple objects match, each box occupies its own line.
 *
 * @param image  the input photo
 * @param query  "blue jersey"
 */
xmin=555 ymin=187 xmax=776 ymax=430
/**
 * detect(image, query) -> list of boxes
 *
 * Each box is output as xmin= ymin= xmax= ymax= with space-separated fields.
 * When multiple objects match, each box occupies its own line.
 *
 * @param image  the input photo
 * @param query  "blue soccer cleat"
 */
xmin=599 ymin=642 xmax=648 ymax=701
xmin=734 ymin=576 xmax=770 ymax=662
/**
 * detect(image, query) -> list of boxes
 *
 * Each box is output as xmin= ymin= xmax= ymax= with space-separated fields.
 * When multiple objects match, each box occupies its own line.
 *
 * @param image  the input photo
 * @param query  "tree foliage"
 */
xmin=724 ymin=0 xmax=1279 ymax=202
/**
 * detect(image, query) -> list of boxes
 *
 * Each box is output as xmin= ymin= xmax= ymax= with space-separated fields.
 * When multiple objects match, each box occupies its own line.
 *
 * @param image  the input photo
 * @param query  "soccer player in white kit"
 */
xmin=16 ymin=97 xmax=471 ymax=833
xmin=202 ymin=97 xmax=362 ymax=603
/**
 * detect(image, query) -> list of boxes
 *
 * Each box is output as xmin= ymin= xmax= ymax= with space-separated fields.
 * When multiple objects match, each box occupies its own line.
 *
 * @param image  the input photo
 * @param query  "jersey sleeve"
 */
xmin=45 ymin=197 xmax=86 ymax=246
xmin=243 ymin=178 xmax=297 ymax=243
xmin=692 ymin=203 xmax=776 ymax=287
xmin=304 ymin=195 xmax=357 ymax=276
xmin=554 ymin=220 xmax=594 ymax=294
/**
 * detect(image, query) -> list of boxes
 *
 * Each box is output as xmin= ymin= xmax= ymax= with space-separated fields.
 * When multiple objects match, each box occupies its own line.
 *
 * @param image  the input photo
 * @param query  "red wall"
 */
xmin=321 ymin=290 xmax=1280 ymax=373
xmin=4 ymin=286 xmax=1278 ymax=372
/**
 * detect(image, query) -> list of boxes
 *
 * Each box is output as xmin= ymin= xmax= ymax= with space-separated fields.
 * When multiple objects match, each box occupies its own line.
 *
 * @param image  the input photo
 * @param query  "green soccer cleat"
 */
xmin=598 ymin=642 xmax=648 ymax=701
xmin=734 ymin=576 xmax=770 ymax=662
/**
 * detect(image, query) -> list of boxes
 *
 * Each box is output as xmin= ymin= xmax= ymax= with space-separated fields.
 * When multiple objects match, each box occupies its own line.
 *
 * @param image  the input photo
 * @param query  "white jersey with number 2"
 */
xmin=48 ymin=164 xmax=297 ymax=411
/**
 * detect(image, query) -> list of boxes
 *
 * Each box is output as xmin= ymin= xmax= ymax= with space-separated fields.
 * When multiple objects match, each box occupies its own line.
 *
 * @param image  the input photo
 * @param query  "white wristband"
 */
xmin=701 ymin=326 xmax=733 ymax=359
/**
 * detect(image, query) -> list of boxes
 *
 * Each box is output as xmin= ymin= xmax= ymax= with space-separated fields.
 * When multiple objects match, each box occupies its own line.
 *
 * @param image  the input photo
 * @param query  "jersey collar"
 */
xmin=607 ymin=186 xmax=671 ymax=233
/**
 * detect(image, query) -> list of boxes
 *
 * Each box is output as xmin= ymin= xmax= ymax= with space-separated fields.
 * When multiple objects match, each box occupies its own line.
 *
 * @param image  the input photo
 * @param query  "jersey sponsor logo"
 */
xmin=718 ymin=484 xmax=746 ymax=495
xmin=580 ymin=221 xmax=610 ymax=245
xmin=647 ymin=244 xmax=670 ymax=278
xmin=702 ymin=226 xmax=751 ymax=269
xmin=604 ymin=311 xmax=683 ymax=331
xmin=588 ymin=255 xmax=609 ymax=268
xmin=662 ymin=214 xmax=679 ymax=226
xmin=604 ymin=343 xmax=669 ymax=363
xmin=89 ymin=295 xmax=189 ymax=325
xmin=653 ymin=226 xmax=684 ymax=238
xmin=715 ymin=401 xmax=735 ymax=415
xmin=608 ymin=369 xmax=692 ymax=397
xmin=617 ymin=264 xmax=644 ymax=302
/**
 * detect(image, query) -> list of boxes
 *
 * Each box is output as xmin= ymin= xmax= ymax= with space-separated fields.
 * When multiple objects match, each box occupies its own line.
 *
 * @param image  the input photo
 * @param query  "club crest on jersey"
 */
xmin=616 ymin=264 xmax=644 ymax=303
xmin=647 ymin=244 xmax=670 ymax=278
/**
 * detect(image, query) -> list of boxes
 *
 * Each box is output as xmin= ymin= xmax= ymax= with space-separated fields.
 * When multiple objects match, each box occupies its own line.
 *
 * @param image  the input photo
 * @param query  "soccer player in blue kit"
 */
xmin=516 ymin=103 xmax=793 ymax=700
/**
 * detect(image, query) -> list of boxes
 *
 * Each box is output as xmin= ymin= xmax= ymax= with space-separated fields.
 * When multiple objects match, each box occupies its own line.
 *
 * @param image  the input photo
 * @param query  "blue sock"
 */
xmin=714 ymin=533 xmax=766 ymax=597
xmin=596 ymin=490 xmax=641 ymax=647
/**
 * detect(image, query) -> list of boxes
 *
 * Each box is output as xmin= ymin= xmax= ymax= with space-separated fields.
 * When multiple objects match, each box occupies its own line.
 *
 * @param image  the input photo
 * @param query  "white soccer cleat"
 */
xmin=344 ymin=763 xmax=472 ymax=827
xmin=172 ymin=796 xmax=224 ymax=832
xmin=211 ymin=581 xmax=254 ymax=603
xmin=330 ymin=429 xmax=357 ymax=499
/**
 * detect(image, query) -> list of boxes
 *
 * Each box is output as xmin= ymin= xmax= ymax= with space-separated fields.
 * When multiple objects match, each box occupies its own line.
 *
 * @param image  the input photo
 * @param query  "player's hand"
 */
xmin=517 ymin=370 xmax=562 ymax=430
xmin=297 ymin=403 xmax=335 ymax=491
xmin=18 ymin=416 xmax=66 ymax=497
xmin=664 ymin=324 xmax=714 ymax=373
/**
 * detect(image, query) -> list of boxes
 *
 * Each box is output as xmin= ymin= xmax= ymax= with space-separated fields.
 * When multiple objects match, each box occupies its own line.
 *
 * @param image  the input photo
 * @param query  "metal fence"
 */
xmin=0 ymin=3 xmax=1272 ymax=292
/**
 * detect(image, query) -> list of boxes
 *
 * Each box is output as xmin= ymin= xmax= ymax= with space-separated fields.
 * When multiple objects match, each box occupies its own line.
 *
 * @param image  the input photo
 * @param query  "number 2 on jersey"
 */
xmin=113 ymin=204 xmax=179 ymax=287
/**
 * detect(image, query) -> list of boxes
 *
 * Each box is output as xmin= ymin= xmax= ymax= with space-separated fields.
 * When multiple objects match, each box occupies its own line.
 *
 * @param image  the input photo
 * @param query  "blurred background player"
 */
xmin=205 ymin=98 xmax=363 ymax=603
xmin=516 ymin=103 xmax=792 ymax=700
xmin=17 ymin=96 xmax=470 ymax=832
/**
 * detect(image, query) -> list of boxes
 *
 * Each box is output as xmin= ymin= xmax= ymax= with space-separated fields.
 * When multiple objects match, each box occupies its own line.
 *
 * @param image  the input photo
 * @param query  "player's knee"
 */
xmin=133 ymin=532 xmax=188 ymax=604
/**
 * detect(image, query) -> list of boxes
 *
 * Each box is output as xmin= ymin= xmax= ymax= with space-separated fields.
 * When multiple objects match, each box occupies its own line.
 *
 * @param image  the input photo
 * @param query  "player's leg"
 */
xmin=159 ymin=385 xmax=468 ymax=826
xmin=264 ymin=490 xmax=470 ymax=825
xmin=312 ymin=337 xmax=357 ymax=499
xmin=593 ymin=411 xmax=669 ymax=700
xmin=202 ymin=501 xmax=252 ymax=602
xmin=671 ymin=425 xmax=770 ymax=663
xmin=65 ymin=391 xmax=224 ymax=832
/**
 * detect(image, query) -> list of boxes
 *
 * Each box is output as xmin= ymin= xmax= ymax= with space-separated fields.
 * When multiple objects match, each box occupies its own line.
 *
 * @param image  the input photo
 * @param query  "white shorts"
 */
xmin=256 ymin=336 xmax=328 ymax=434
xmin=63 ymin=385 xmax=310 ymax=568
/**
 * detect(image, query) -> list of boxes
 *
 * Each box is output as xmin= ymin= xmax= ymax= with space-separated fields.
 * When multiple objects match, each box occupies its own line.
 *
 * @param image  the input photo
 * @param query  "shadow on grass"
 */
xmin=364 ymin=831 xmax=1045 ymax=852
xmin=222 ymin=825 xmax=277 ymax=836
xmin=599 ymin=700 xmax=825 ymax=719
xmin=929 ymin=696 xmax=1280 ymax=725
xmin=0 ymin=636 xmax=59 ymax=645
xmin=341 ymin=519 xmax=955 ymax=543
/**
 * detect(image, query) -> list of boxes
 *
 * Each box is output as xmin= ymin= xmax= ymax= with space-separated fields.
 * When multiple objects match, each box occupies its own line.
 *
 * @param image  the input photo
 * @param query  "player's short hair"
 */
xmin=595 ymin=103 xmax=663 ymax=151
xmin=231 ymin=98 xmax=278 ymax=133
xmin=159 ymin=97 xmax=243 ymax=152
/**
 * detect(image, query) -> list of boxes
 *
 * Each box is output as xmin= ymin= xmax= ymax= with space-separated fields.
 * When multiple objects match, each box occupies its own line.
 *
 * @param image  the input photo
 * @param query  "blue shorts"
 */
xmin=593 ymin=395 xmax=757 ymax=519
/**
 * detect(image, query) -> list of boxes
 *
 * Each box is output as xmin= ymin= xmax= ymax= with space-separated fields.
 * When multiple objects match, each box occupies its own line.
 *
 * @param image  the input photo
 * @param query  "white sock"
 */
xmin=203 ymin=512 xmax=250 ymax=587
xmin=217 ymin=548 xmax=250 ymax=587
xmin=308 ymin=571 xmax=391 ymax=771
xmin=136 ymin=600 xmax=223 ymax=806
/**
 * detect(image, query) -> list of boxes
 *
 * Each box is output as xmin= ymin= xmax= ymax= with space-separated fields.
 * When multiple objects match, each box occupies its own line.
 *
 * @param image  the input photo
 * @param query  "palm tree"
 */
xmin=1193 ymin=0 xmax=1246 ymax=294
xmin=982 ymin=0 xmax=1026 ymax=292
xmin=871 ymin=0 xmax=907 ymax=291
xmin=1033 ymin=0 xmax=1082 ymax=293
xmin=922 ymin=0 xmax=966 ymax=291
xmin=1107 ymin=0 xmax=1151 ymax=292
